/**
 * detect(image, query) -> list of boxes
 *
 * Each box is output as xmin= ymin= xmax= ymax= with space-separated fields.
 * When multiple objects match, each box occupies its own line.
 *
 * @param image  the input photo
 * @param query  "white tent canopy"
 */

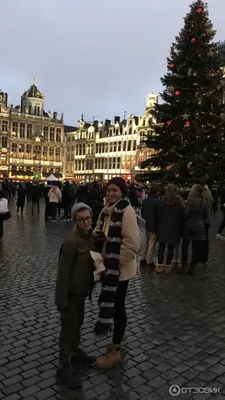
xmin=46 ymin=174 xmax=58 ymax=181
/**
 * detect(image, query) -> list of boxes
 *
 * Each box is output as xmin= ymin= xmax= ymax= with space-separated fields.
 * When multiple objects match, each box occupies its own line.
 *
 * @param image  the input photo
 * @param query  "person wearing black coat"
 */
xmin=141 ymin=184 xmax=159 ymax=266
xmin=16 ymin=183 xmax=26 ymax=214
xmin=156 ymin=186 xmax=185 ymax=274
xmin=178 ymin=184 xmax=208 ymax=276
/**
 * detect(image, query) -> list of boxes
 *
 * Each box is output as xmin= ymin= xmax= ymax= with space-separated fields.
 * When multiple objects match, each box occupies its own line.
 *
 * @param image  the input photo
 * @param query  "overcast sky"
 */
xmin=1 ymin=0 xmax=224 ymax=125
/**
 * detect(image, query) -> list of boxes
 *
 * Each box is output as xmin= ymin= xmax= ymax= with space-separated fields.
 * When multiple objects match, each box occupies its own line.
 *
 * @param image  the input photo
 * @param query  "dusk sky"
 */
xmin=1 ymin=0 xmax=225 ymax=126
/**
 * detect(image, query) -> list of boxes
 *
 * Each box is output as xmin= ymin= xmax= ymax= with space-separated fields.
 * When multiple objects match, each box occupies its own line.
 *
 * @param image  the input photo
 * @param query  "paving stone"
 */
xmin=19 ymin=384 xmax=40 ymax=398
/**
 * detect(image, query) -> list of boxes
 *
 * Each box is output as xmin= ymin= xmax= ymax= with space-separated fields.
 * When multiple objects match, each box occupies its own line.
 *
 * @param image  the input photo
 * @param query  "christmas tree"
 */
xmin=143 ymin=0 xmax=225 ymax=180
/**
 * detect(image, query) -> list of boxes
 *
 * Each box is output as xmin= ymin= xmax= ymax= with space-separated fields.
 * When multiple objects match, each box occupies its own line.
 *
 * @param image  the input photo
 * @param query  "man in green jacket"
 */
xmin=55 ymin=202 xmax=96 ymax=388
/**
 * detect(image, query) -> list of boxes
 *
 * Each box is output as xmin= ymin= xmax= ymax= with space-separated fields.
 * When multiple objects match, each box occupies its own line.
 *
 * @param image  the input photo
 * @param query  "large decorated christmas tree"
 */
xmin=143 ymin=0 xmax=225 ymax=180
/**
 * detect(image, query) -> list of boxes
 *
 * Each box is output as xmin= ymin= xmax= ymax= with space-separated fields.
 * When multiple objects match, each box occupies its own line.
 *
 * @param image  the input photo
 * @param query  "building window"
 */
xmin=26 ymin=144 xmax=32 ymax=159
xmin=117 ymin=158 xmax=121 ymax=169
xmin=29 ymin=105 xmax=32 ymax=114
xmin=127 ymin=141 xmax=132 ymax=151
xmin=11 ymin=143 xmax=17 ymax=158
xmin=43 ymin=146 xmax=48 ymax=161
xmin=56 ymin=128 xmax=61 ymax=142
xmin=114 ymin=142 xmax=117 ymax=152
xmin=34 ymin=105 xmax=40 ymax=115
xmin=118 ymin=141 xmax=121 ymax=151
xmin=18 ymin=144 xmax=25 ymax=159
xmin=49 ymin=147 xmax=54 ymax=161
xmin=2 ymin=120 xmax=8 ymax=132
xmin=133 ymin=140 xmax=136 ymax=150
xmin=33 ymin=145 xmax=41 ymax=160
xmin=56 ymin=147 xmax=60 ymax=162
xmin=110 ymin=143 xmax=113 ymax=152
xmin=44 ymin=126 xmax=49 ymax=141
xmin=27 ymin=124 xmax=32 ymax=139
xmin=113 ymin=157 xmax=116 ymax=169
xmin=12 ymin=122 xmax=18 ymax=136
xmin=2 ymin=136 xmax=7 ymax=148
xmin=123 ymin=141 xmax=127 ymax=151
xmin=86 ymin=159 xmax=93 ymax=170
xmin=50 ymin=127 xmax=55 ymax=141
xmin=129 ymin=128 xmax=132 ymax=135
xmin=20 ymin=123 xmax=25 ymax=138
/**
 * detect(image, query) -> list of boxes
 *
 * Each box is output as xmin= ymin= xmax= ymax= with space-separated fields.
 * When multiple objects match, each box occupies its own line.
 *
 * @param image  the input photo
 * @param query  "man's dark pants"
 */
xmin=59 ymin=293 xmax=86 ymax=367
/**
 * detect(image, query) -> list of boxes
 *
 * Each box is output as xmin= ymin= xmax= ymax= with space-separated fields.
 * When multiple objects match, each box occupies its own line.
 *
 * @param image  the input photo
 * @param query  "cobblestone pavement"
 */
xmin=1 ymin=200 xmax=225 ymax=400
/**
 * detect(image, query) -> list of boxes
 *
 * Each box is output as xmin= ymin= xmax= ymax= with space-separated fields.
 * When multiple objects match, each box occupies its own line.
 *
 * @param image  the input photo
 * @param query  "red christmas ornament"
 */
xmin=196 ymin=7 xmax=202 ymax=13
xmin=191 ymin=38 xmax=197 ymax=43
xmin=167 ymin=120 xmax=172 ymax=126
xmin=169 ymin=63 xmax=175 ymax=68
xmin=185 ymin=121 xmax=190 ymax=126
xmin=175 ymin=91 xmax=180 ymax=96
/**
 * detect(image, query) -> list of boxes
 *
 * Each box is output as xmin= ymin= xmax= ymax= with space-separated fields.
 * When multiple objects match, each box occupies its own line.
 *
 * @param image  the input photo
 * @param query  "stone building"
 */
xmin=64 ymin=90 xmax=158 ymax=182
xmin=0 ymin=82 xmax=64 ymax=179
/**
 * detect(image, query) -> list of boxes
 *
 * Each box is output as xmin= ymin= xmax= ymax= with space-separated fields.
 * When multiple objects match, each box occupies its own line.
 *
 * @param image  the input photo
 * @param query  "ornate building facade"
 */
xmin=0 ymin=83 xmax=64 ymax=179
xmin=64 ymin=90 xmax=158 ymax=182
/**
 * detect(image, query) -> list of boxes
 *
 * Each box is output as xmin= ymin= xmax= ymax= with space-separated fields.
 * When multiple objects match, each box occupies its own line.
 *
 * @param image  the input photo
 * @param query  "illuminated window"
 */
xmin=33 ymin=145 xmax=41 ymax=160
xmin=11 ymin=143 xmax=17 ymax=158
xmin=43 ymin=146 xmax=48 ymax=161
xmin=18 ymin=144 xmax=25 ymax=159
xmin=26 ymin=144 xmax=32 ymax=159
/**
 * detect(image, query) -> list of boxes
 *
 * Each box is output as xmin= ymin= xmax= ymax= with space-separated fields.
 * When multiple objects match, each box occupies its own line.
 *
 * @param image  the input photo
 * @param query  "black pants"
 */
xmin=182 ymin=239 xmax=204 ymax=266
xmin=64 ymin=201 xmax=72 ymax=219
xmin=59 ymin=294 xmax=86 ymax=367
xmin=202 ymin=224 xmax=210 ymax=263
xmin=113 ymin=280 xmax=129 ymax=345
xmin=218 ymin=210 xmax=225 ymax=235
xmin=51 ymin=203 xmax=58 ymax=220
xmin=158 ymin=243 xmax=174 ymax=265
xmin=0 ymin=219 xmax=3 ymax=238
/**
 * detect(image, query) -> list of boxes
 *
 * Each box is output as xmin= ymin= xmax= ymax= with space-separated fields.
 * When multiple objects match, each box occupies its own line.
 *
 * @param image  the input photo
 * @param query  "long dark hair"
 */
xmin=165 ymin=185 xmax=177 ymax=206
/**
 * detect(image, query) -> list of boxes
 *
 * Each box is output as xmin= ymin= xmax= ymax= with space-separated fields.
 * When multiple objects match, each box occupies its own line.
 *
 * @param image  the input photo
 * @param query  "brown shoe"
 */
xmin=155 ymin=264 xmax=163 ymax=273
xmin=165 ymin=264 xmax=171 ymax=274
xmin=96 ymin=343 xmax=121 ymax=370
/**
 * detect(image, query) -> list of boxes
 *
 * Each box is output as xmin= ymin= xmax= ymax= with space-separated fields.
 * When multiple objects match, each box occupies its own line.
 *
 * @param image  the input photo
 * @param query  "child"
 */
xmin=55 ymin=203 xmax=96 ymax=388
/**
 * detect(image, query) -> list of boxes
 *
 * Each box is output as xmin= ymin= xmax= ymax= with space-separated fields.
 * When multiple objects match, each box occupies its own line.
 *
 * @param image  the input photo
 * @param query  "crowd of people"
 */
xmin=0 ymin=176 xmax=225 ymax=388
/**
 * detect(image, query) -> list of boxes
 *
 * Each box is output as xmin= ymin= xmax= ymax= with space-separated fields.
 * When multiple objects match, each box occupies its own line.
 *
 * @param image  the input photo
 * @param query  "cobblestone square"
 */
xmin=1 ymin=201 xmax=225 ymax=399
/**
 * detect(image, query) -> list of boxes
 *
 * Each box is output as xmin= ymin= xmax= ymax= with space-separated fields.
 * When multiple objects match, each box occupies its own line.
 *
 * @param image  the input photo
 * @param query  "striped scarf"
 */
xmin=95 ymin=198 xmax=130 ymax=334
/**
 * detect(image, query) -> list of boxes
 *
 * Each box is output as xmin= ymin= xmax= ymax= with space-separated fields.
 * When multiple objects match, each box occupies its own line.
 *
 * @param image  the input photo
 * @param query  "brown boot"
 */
xmin=165 ymin=264 xmax=171 ymax=274
xmin=96 ymin=343 xmax=121 ymax=370
xmin=155 ymin=264 xmax=163 ymax=273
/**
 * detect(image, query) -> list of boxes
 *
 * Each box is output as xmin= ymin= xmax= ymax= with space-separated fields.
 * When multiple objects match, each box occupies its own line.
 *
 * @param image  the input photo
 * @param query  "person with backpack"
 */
xmin=94 ymin=177 xmax=140 ymax=369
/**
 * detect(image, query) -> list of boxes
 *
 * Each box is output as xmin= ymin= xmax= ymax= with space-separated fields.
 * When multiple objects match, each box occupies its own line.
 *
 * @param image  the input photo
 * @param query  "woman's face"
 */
xmin=106 ymin=184 xmax=122 ymax=204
